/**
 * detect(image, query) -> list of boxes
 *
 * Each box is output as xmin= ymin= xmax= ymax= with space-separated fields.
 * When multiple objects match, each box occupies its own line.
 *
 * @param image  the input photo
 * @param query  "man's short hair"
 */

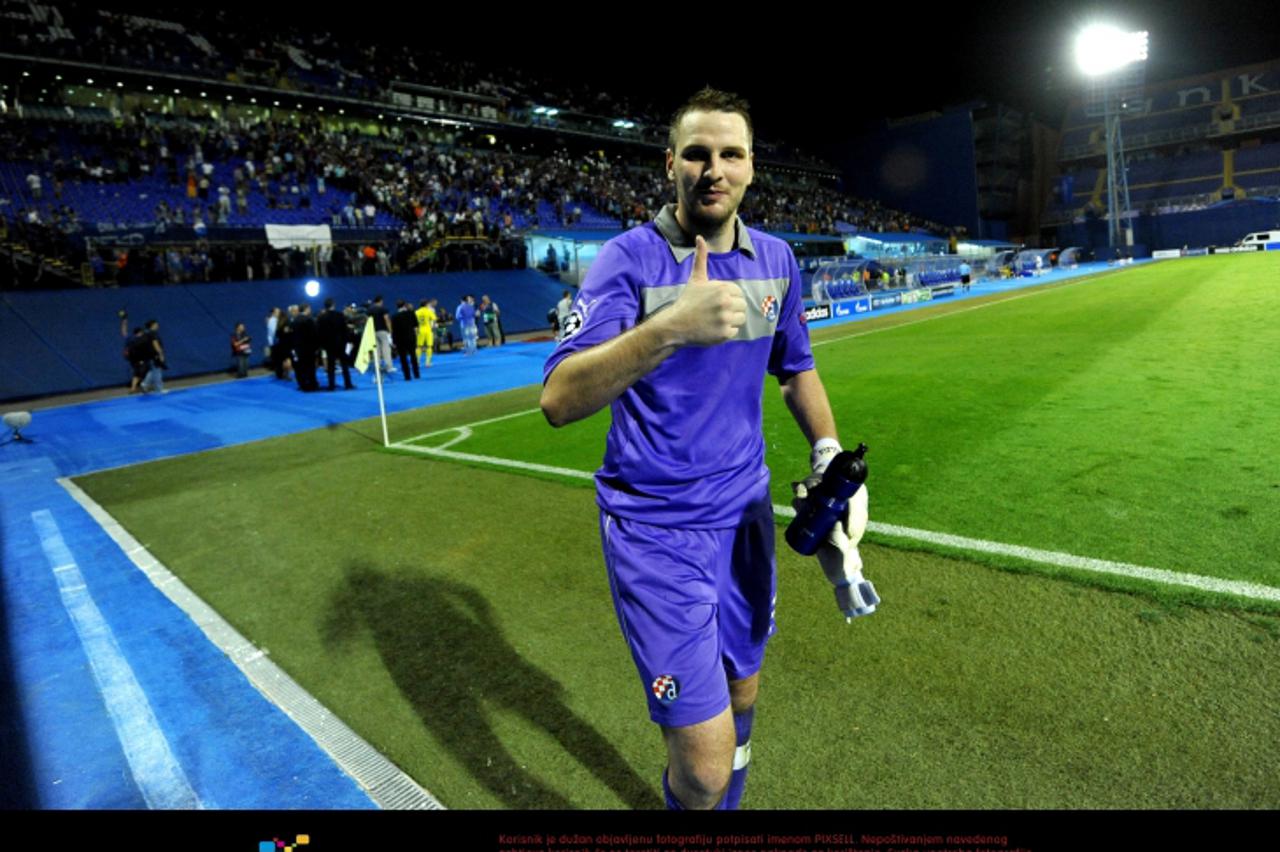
xmin=324 ymin=297 xmax=335 ymax=308
xmin=668 ymin=87 xmax=753 ymax=151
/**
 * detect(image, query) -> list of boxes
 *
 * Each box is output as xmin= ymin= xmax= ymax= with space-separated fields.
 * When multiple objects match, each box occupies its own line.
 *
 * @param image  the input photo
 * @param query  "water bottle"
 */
xmin=785 ymin=443 xmax=868 ymax=556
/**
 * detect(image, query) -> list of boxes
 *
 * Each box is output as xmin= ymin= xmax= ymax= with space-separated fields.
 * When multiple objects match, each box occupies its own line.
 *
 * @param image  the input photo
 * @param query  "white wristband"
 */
xmin=810 ymin=437 xmax=843 ymax=473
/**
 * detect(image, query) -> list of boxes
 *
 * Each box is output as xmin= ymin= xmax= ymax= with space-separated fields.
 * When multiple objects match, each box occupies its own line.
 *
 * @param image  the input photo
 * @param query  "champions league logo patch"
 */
xmin=651 ymin=674 xmax=679 ymax=704
xmin=760 ymin=295 xmax=779 ymax=323
xmin=561 ymin=309 xmax=584 ymax=338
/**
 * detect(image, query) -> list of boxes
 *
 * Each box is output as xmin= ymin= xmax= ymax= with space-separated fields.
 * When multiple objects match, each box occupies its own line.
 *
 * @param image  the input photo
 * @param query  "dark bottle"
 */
xmin=785 ymin=443 xmax=868 ymax=556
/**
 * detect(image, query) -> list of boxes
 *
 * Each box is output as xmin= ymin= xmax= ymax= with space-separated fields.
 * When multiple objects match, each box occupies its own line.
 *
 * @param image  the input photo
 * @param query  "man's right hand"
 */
xmin=661 ymin=235 xmax=747 ymax=346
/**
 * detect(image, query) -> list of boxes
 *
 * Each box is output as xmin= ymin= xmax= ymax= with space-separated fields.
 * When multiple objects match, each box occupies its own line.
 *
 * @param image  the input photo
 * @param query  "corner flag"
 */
xmin=354 ymin=317 xmax=377 ymax=374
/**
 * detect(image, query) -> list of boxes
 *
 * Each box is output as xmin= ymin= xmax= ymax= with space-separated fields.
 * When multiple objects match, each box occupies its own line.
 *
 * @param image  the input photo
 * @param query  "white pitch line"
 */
xmin=392 ymin=443 xmax=595 ymax=480
xmin=57 ymin=478 xmax=445 ymax=810
xmin=31 ymin=509 xmax=204 ymax=810
xmin=435 ymin=427 xmax=473 ymax=450
xmin=395 ymin=447 xmax=1280 ymax=604
xmin=399 ymin=407 xmax=542 ymax=446
xmin=811 ymin=268 xmax=1124 ymax=349
xmin=867 ymin=520 xmax=1280 ymax=602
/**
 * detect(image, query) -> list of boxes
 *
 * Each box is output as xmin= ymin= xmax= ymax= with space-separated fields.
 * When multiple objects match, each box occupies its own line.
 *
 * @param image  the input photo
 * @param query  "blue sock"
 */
xmin=723 ymin=706 xmax=755 ymax=810
xmin=662 ymin=768 xmax=684 ymax=810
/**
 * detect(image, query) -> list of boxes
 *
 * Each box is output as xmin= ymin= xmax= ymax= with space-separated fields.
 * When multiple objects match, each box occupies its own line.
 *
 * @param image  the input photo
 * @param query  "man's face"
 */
xmin=666 ymin=110 xmax=754 ymax=234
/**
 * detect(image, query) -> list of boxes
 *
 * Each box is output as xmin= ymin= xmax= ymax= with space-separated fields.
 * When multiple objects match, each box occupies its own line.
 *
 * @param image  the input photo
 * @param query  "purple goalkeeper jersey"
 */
xmin=544 ymin=205 xmax=815 ymax=528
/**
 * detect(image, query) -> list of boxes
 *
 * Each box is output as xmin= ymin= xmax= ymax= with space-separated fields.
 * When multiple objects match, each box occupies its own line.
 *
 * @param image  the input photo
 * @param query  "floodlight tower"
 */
xmin=1076 ymin=25 xmax=1149 ymax=251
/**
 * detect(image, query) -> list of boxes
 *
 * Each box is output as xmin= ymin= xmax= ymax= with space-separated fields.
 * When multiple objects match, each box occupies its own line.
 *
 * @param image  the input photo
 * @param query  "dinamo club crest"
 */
xmin=760 ymin=295 xmax=779 ymax=323
xmin=651 ymin=674 xmax=679 ymax=704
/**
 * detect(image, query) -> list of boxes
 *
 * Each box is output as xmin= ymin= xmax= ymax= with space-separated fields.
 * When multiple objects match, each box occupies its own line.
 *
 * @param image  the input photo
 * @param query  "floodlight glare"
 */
xmin=1076 ymin=25 xmax=1149 ymax=76
xmin=305 ymin=280 xmax=321 ymax=298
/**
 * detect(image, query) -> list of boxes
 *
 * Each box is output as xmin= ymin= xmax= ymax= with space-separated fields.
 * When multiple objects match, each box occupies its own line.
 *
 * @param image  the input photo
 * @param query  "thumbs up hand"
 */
xmin=661 ymin=236 xmax=748 ymax=347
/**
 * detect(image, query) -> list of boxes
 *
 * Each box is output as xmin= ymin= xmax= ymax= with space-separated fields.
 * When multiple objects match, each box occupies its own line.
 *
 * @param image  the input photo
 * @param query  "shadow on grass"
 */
xmin=324 ymin=563 xmax=658 ymax=809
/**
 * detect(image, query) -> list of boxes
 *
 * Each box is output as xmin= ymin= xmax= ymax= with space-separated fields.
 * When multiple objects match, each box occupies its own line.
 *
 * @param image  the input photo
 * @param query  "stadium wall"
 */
xmin=0 ymin=270 xmax=566 ymax=401
xmin=1052 ymin=199 xmax=1280 ymax=252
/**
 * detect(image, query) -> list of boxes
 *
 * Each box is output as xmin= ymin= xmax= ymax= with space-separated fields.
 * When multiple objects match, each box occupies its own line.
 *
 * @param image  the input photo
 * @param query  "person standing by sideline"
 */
xmin=368 ymin=294 xmax=395 ymax=373
xmin=231 ymin=322 xmax=252 ymax=378
xmin=317 ymin=298 xmax=356 ymax=390
xmin=391 ymin=299 xmax=421 ymax=380
xmin=415 ymin=298 xmax=438 ymax=368
xmin=479 ymin=294 xmax=503 ymax=347
xmin=555 ymin=289 xmax=573 ymax=340
xmin=141 ymin=319 xmax=167 ymax=393
xmin=456 ymin=294 xmax=479 ymax=356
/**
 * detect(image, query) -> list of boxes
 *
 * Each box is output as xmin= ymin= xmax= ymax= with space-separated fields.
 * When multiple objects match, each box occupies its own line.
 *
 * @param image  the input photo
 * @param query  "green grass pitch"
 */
xmin=76 ymin=254 xmax=1280 ymax=808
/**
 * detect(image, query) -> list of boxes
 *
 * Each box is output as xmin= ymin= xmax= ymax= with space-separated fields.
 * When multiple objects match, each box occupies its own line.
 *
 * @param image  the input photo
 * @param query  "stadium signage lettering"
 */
xmin=803 ymin=304 xmax=833 ymax=323
xmin=872 ymin=294 xmax=902 ymax=309
xmin=1239 ymin=73 xmax=1269 ymax=95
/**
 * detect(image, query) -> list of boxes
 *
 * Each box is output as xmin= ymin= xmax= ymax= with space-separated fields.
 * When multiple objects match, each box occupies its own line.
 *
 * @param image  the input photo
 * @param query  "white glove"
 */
xmin=793 ymin=440 xmax=878 ymax=622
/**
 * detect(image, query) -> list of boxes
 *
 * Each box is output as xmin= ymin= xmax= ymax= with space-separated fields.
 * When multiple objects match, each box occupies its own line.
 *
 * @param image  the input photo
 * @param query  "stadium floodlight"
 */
xmin=1076 ymin=24 xmax=1148 ymax=253
xmin=1075 ymin=25 xmax=1148 ymax=77
xmin=305 ymin=280 xmax=321 ymax=298
xmin=546 ymin=108 xmax=560 ymax=117
xmin=533 ymin=106 xmax=547 ymax=114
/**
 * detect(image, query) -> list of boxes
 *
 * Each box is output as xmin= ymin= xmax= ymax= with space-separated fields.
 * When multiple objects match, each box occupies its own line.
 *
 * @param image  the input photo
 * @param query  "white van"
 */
xmin=1236 ymin=230 xmax=1280 ymax=248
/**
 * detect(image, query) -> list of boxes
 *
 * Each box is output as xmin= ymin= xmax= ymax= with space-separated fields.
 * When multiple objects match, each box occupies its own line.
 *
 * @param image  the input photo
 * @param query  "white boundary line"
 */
xmin=391 ymin=443 xmax=1280 ymax=604
xmin=398 ymin=407 xmax=542 ymax=446
xmin=32 ymin=509 xmax=204 ymax=810
xmin=811 ymin=267 xmax=1124 ymax=349
xmin=57 ymin=478 xmax=446 ymax=810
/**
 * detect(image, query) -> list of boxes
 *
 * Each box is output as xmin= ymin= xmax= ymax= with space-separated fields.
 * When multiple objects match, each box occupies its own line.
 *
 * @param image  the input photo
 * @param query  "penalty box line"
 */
xmin=391 ymin=442 xmax=1280 ymax=605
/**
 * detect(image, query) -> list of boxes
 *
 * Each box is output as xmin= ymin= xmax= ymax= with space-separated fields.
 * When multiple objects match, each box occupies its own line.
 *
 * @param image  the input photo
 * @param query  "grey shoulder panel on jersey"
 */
xmin=641 ymin=277 xmax=790 ymax=341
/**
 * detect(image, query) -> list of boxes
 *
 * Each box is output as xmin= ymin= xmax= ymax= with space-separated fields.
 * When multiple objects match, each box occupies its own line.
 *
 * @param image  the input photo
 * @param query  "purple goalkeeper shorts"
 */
xmin=599 ymin=498 xmax=777 ymax=728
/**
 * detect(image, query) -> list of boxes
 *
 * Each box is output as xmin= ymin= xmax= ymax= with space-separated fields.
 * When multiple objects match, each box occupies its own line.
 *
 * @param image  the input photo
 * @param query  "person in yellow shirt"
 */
xmin=415 ymin=298 xmax=438 ymax=368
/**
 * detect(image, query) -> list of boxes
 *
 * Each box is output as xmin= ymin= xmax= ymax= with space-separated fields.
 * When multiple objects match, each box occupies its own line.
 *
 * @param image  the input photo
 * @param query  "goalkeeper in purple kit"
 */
xmin=541 ymin=88 xmax=869 ymax=810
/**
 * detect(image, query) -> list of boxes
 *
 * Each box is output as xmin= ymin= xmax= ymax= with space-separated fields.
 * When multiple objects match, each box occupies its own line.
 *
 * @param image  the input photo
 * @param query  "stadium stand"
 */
xmin=1045 ymin=57 xmax=1280 ymax=249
